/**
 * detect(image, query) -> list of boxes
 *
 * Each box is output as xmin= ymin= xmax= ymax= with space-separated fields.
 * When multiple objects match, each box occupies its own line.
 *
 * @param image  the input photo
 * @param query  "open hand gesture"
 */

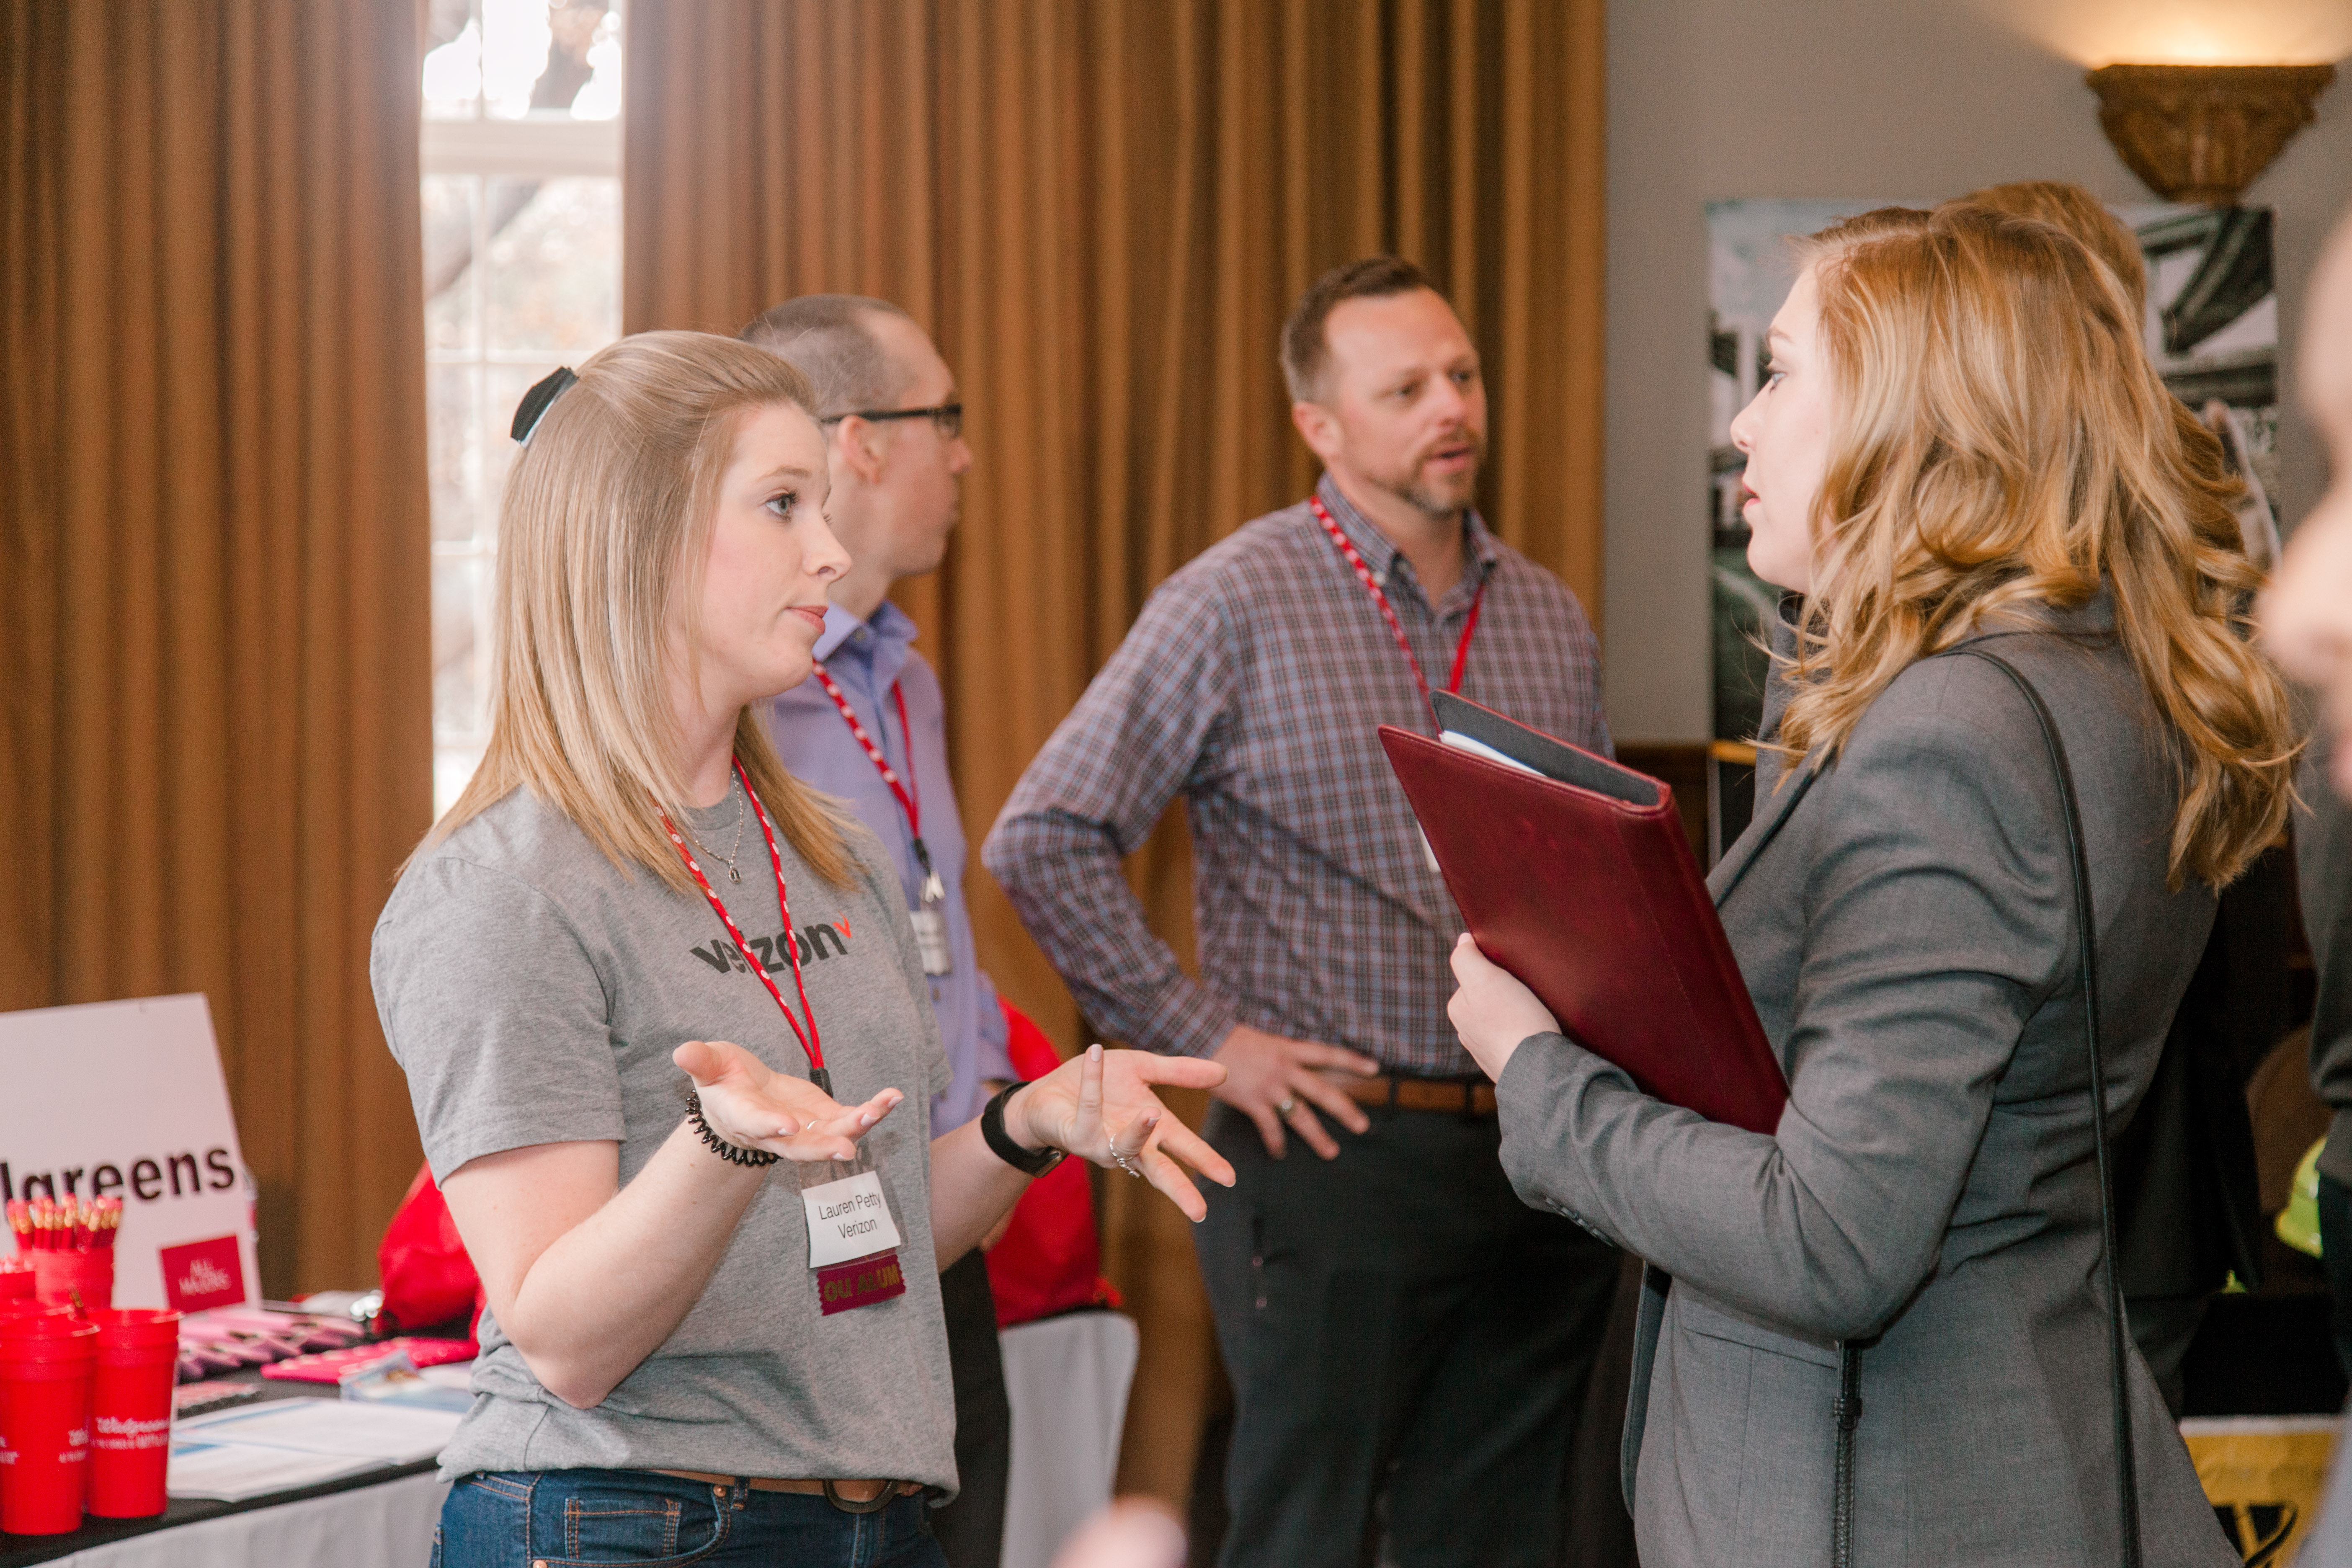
xmin=1007 ymin=1045 xmax=1237 ymax=1222
xmin=673 ymin=1038 xmax=901 ymax=1164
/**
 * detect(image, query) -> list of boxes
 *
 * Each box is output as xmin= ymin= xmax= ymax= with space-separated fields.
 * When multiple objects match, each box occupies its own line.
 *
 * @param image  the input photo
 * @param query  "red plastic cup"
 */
xmin=31 ymin=1251 xmax=112 ymax=1315
xmin=83 ymin=1310 xmax=179 ymax=1519
xmin=0 ymin=1318 xmax=99 ymax=1535
xmin=0 ymin=1265 xmax=31 ymax=1303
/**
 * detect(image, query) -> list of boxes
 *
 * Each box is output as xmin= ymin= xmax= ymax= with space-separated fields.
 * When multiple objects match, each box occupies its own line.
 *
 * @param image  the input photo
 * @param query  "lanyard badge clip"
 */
xmin=908 ymin=835 xmax=952 ymax=977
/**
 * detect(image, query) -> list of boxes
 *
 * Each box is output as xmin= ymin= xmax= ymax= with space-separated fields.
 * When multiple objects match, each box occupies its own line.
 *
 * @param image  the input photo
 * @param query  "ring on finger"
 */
xmin=1275 ymin=1095 xmax=1298 ymax=1118
xmin=1106 ymin=1133 xmax=1146 ymax=1179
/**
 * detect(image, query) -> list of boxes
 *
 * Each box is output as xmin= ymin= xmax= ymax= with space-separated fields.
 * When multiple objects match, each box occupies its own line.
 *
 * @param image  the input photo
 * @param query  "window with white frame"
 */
xmin=421 ymin=0 xmax=624 ymax=815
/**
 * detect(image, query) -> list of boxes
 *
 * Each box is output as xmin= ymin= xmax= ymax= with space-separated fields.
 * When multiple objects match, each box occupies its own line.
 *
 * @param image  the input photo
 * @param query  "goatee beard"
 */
xmin=1388 ymin=470 xmax=1478 ymax=521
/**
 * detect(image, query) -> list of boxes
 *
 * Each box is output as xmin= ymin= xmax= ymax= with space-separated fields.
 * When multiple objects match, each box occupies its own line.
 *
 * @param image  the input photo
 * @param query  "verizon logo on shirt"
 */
xmin=688 ymin=922 xmax=853 ymax=977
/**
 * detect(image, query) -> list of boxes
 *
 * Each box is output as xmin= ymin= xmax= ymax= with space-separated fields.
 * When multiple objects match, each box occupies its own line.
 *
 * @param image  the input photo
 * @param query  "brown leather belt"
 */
xmin=654 ymin=1471 xmax=920 ymax=1505
xmin=1338 ymin=1073 xmax=1496 ymax=1116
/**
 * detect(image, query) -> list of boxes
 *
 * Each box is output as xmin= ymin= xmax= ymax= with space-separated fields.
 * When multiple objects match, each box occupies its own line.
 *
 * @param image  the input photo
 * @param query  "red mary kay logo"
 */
xmin=159 ymin=1235 xmax=245 ymax=1312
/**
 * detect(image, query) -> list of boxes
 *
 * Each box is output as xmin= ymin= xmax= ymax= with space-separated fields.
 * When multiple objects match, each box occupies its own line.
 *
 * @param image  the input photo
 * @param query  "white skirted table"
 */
xmin=998 ymin=1310 xmax=1142 ymax=1568
xmin=17 ymin=1471 xmax=445 ymax=1568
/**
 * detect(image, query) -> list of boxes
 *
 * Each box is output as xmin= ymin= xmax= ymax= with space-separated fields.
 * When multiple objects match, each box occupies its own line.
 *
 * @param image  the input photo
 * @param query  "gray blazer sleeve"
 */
xmin=2300 ymin=727 xmax=2352 ymax=1184
xmin=1494 ymin=692 xmax=2074 ymax=1343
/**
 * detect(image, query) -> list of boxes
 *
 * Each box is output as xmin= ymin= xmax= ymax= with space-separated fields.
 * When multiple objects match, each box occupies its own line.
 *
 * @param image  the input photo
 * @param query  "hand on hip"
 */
xmin=1210 ymin=1024 xmax=1379 ymax=1160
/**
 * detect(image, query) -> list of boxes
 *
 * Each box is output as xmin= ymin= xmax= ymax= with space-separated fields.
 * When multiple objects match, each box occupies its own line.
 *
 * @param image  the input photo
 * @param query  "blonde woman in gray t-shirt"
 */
xmin=372 ymin=333 xmax=1231 ymax=1568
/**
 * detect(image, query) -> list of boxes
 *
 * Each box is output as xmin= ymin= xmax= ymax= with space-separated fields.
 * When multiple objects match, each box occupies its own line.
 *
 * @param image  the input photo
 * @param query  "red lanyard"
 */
xmin=810 ymin=663 xmax=944 ymax=903
xmin=812 ymin=664 xmax=920 ymax=834
xmin=662 ymin=758 xmax=826 ymax=1081
xmin=1310 ymin=495 xmax=1485 ymax=708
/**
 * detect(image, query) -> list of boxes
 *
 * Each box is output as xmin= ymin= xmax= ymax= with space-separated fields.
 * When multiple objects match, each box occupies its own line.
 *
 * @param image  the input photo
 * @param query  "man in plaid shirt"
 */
xmin=985 ymin=258 xmax=1617 ymax=1567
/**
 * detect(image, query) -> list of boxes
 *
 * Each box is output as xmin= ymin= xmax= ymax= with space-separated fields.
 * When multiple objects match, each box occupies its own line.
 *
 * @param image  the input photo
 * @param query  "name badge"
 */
xmin=801 ymin=1168 xmax=905 ymax=1268
xmin=910 ymin=906 xmax=952 ymax=977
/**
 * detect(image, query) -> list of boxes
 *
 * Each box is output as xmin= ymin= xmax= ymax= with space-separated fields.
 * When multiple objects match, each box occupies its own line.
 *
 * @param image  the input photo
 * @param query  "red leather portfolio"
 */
xmin=1382 ymin=692 xmax=1787 ymax=1135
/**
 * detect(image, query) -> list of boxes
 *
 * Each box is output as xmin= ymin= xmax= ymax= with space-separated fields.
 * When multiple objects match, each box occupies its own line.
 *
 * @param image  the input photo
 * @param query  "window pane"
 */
xmin=570 ymin=4 xmax=624 ymax=121
xmin=483 ymin=0 xmax=621 ymax=120
xmin=421 ymin=9 xmax=484 ymax=120
xmin=432 ymin=554 xmax=490 ymax=747
xmin=484 ymin=361 xmax=562 ymax=527
xmin=423 ymin=175 xmax=481 ymax=353
xmin=424 ymin=2 xmax=623 ymax=121
xmin=435 ymin=746 xmax=487 ymax=819
xmin=429 ymin=364 xmax=481 ymax=544
xmin=484 ymin=178 xmax=620 ymax=355
xmin=420 ymin=0 xmax=624 ymax=819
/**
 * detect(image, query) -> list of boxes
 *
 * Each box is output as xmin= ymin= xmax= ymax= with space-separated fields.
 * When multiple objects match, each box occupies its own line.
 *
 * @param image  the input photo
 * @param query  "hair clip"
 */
xmin=511 ymin=366 xmax=579 ymax=443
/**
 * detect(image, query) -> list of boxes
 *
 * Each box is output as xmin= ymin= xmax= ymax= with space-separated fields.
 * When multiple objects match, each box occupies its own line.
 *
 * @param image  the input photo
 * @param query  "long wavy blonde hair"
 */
xmin=1771 ymin=203 xmax=2297 ymax=890
xmin=423 ymin=330 xmax=856 ymax=892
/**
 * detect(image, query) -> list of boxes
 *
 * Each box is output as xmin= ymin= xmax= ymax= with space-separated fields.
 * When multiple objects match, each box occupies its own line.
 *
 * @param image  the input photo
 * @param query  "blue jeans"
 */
xmin=433 ymin=1470 xmax=948 ymax=1568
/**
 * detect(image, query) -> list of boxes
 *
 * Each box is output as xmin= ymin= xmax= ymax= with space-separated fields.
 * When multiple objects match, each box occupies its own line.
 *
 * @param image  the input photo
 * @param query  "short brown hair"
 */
xmin=740 ymin=294 xmax=916 ymax=418
xmin=1962 ymin=181 xmax=2148 ymax=315
xmin=1281 ymin=256 xmax=1438 ymax=402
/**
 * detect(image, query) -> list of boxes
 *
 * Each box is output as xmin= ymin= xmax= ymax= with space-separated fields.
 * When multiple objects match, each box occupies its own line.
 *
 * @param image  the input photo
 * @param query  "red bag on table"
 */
xmin=985 ymin=1000 xmax=1122 ymax=1328
xmin=377 ymin=1163 xmax=483 ymax=1347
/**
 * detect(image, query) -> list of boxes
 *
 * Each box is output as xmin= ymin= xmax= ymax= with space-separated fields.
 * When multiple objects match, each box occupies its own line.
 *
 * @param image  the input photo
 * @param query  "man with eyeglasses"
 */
xmin=741 ymin=296 xmax=1009 ymax=1568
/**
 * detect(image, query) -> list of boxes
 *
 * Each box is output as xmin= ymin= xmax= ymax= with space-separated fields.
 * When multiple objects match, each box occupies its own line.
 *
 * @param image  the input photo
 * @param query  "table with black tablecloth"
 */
xmin=0 ymin=1370 xmax=443 ymax=1568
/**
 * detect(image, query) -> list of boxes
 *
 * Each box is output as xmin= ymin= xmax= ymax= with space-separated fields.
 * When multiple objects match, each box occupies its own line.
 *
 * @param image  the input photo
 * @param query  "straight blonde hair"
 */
xmin=424 ymin=330 xmax=856 ymax=892
xmin=1772 ymin=203 xmax=2297 ymax=890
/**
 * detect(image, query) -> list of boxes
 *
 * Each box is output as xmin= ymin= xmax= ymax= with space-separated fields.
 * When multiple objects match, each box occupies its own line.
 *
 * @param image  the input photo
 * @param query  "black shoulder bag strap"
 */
xmin=1830 ymin=647 xmax=2142 ymax=1568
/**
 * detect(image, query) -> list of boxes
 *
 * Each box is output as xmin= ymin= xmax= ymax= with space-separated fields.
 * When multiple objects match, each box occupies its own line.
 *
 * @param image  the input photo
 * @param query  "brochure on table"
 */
xmin=0 ymin=994 xmax=260 ymax=1311
xmin=168 ymin=1400 xmax=465 ymax=1502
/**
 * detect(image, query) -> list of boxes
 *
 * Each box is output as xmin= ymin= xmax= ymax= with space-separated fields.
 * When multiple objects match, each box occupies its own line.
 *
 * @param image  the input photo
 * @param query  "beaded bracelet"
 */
xmin=685 ymin=1088 xmax=780 ymax=1168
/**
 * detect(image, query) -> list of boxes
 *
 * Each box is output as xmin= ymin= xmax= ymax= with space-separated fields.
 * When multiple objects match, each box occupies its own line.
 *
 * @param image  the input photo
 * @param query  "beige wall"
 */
xmin=1602 ymin=0 xmax=2352 ymax=741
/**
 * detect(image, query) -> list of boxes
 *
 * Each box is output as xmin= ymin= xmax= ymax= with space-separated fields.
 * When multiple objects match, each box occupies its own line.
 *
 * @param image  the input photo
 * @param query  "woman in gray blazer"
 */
xmin=1449 ymin=203 xmax=2299 ymax=1565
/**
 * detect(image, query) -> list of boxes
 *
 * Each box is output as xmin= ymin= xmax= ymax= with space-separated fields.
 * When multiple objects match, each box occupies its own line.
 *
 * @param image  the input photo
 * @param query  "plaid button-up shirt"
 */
xmin=983 ymin=475 xmax=1609 ymax=1075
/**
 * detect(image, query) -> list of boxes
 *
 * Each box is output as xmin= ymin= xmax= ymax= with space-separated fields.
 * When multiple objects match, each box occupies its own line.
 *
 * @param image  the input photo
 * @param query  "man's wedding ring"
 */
xmin=1276 ymin=1096 xmax=1298 ymax=1117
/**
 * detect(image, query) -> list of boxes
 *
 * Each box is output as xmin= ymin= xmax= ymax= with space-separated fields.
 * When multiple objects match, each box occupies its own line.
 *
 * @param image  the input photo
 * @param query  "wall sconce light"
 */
xmin=2086 ymin=63 xmax=2335 ymax=206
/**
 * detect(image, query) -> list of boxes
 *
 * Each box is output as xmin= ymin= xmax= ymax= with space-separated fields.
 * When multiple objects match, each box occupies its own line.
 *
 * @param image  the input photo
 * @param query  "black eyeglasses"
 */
xmin=819 ymin=402 xmax=963 ymax=439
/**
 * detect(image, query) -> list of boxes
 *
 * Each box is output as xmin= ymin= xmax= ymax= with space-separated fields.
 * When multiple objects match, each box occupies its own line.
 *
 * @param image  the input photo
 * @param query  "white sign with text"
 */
xmin=0 ymin=995 xmax=260 ymax=1310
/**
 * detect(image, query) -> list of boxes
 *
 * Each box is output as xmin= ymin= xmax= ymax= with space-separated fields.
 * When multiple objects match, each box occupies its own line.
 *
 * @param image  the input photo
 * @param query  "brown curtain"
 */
xmin=1 ymin=1 xmax=434 ymax=1299
xmin=626 ymin=0 xmax=1604 ymax=1503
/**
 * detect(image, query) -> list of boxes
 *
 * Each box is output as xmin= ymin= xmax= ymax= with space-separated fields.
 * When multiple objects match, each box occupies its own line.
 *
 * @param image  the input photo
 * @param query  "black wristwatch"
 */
xmin=981 ymin=1082 xmax=1065 ymax=1176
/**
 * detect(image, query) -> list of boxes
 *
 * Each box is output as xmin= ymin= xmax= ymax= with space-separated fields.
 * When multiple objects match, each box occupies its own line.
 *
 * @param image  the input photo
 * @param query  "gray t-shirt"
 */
xmin=371 ymin=786 xmax=956 ymax=1487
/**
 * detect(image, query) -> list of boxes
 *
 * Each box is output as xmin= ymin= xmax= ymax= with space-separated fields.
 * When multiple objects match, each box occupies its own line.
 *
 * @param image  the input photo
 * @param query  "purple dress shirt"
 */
xmin=764 ymin=601 xmax=1013 ymax=1135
